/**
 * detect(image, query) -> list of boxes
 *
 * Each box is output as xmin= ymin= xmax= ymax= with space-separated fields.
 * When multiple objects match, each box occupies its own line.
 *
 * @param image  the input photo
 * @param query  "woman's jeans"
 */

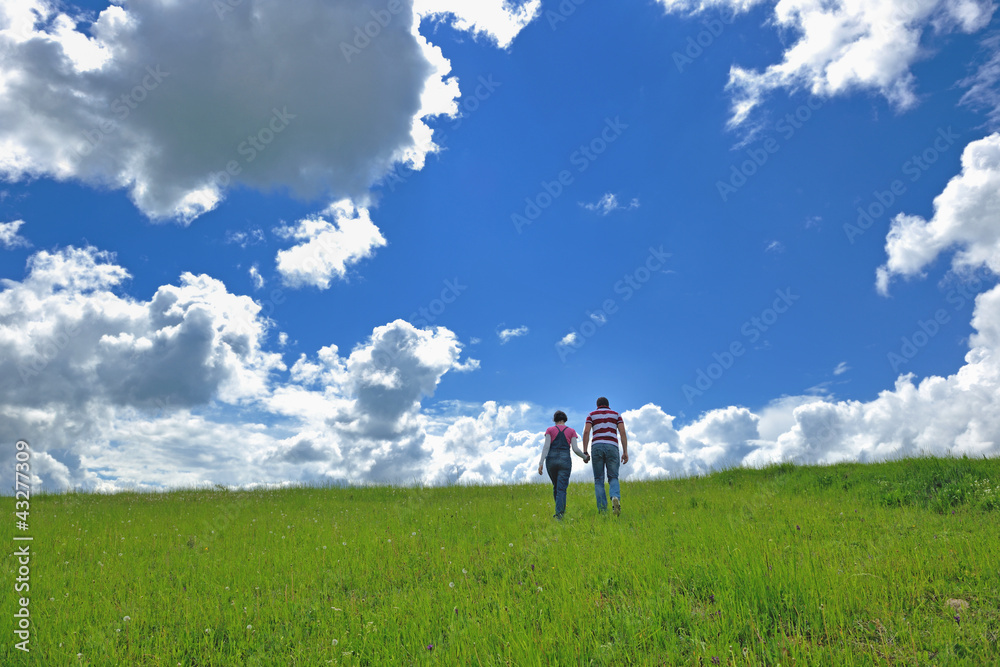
xmin=545 ymin=448 xmax=572 ymax=517
xmin=591 ymin=442 xmax=620 ymax=510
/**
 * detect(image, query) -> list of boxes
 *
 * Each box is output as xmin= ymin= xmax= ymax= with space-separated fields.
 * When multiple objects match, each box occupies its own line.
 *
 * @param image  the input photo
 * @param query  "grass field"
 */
xmin=4 ymin=455 xmax=999 ymax=665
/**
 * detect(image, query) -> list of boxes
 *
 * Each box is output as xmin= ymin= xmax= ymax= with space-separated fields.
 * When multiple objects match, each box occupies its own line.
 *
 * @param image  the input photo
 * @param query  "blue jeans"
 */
xmin=545 ymin=449 xmax=572 ymax=517
xmin=591 ymin=442 xmax=620 ymax=510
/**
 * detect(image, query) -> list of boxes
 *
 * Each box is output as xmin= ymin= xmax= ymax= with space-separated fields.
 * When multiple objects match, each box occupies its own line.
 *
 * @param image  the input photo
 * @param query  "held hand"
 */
xmin=621 ymin=451 xmax=629 ymax=465
xmin=583 ymin=454 xmax=591 ymax=464
xmin=538 ymin=464 xmax=544 ymax=475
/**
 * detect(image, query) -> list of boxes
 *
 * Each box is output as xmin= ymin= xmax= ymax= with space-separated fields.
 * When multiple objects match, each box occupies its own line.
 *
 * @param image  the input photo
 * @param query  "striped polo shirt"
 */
xmin=586 ymin=407 xmax=623 ymax=446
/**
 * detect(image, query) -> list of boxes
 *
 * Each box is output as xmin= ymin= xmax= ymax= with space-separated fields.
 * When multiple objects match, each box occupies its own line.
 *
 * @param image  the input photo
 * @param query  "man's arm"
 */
xmin=582 ymin=422 xmax=592 ymax=455
xmin=618 ymin=422 xmax=629 ymax=464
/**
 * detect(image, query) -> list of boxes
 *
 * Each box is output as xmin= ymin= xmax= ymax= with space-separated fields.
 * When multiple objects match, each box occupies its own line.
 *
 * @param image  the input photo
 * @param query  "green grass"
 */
xmin=4 ymin=455 xmax=999 ymax=665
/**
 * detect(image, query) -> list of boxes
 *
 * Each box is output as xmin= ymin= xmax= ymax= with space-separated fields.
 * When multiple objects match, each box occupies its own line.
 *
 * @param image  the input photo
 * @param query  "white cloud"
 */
xmin=0 ymin=246 xmax=284 ymax=411
xmin=615 ymin=127 xmax=1000 ymax=477
xmin=226 ymin=228 xmax=265 ymax=248
xmin=659 ymin=0 xmax=996 ymax=126
xmin=585 ymin=128 xmax=1000 ymax=477
xmin=0 ymin=245 xmax=484 ymax=490
xmin=959 ymin=33 xmax=1000 ymax=129
xmin=414 ymin=0 xmax=541 ymax=49
xmin=3 ymin=237 xmax=999 ymax=490
xmin=8 ymin=121 xmax=1000 ymax=491
xmin=0 ymin=219 xmax=29 ymax=248
xmin=274 ymin=199 xmax=387 ymax=289
xmin=0 ymin=0 xmax=537 ymax=221
xmin=557 ymin=332 xmax=579 ymax=347
xmin=765 ymin=240 xmax=785 ymax=253
xmin=497 ymin=325 xmax=529 ymax=343
xmin=580 ymin=193 xmax=640 ymax=215
xmin=877 ymin=132 xmax=1000 ymax=295
xmin=249 ymin=264 xmax=264 ymax=290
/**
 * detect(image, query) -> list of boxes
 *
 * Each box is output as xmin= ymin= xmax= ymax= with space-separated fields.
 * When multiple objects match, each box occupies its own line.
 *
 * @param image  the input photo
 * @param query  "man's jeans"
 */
xmin=545 ymin=448 xmax=572 ymax=517
xmin=591 ymin=442 xmax=620 ymax=510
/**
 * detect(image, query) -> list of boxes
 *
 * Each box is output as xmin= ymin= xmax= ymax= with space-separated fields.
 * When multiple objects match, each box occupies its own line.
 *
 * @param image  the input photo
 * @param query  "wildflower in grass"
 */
xmin=955 ymin=614 xmax=961 ymax=624
xmin=462 ymin=568 xmax=467 ymax=574
xmin=796 ymin=525 xmax=800 ymax=530
xmin=246 ymin=625 xmax=252 ymax=630
xmin=449 ymin=581 xmax=455 ymax=588
xmin=427 ymin=644 xmax=434 ymax=651
xmin=712 ymin=658 xmax=720 ymax=665
xmin=709 ymin=594 xmax=715 ymax=604
xmin=332 ymin=639 xmax=338 ymax=646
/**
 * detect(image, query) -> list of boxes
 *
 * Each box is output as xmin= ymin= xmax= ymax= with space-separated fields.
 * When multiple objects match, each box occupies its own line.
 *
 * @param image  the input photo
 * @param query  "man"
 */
xmin=582 ymin=397 xmax=628 ymax=516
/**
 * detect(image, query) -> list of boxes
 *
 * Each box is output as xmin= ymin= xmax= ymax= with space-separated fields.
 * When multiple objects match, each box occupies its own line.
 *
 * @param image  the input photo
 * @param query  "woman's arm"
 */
xmin=570 ymin=436 xmax=587 ymax=459
xmin=537 ymin=433 xmax=552 ymax=473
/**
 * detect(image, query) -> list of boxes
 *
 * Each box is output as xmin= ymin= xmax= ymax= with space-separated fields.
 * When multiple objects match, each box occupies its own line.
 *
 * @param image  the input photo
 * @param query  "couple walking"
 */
xmin=537 ymin=397 xmax=629 ymax=519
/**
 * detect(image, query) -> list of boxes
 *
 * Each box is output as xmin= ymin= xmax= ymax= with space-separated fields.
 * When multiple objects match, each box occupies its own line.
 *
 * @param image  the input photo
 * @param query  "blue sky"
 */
xmin=2 ymin=0 xmax=1000 ymax=491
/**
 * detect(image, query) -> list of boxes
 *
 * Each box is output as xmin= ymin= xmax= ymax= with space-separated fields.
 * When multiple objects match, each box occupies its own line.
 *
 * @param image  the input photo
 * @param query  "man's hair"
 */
xmin=553 ymin=410 xmax=568 ymax=423
xmin=596 ymin=397 xmax=609 ymax=408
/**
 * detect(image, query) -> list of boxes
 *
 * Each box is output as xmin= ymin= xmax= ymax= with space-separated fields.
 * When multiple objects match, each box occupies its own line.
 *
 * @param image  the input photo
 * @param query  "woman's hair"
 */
xmin=552 ymin=410 xmax=568 ymax=423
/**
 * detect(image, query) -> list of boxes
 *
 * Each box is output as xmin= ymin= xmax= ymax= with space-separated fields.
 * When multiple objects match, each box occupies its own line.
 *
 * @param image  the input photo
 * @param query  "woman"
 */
xmin=537 ymin=410 xmax=590 ymax=519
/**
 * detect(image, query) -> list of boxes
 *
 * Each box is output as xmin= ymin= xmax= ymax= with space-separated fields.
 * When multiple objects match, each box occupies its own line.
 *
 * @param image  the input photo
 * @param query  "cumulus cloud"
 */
xmin=0 ymin=219 xmax=29 ymax=248
xmin=7 ymin=116 xmax=1000 ymax=492
xmin=659 ymin=0 xmax=996 ymax=126
xmin=617 ymin=127 xmax=1000 ymax=478
xmin=556 ymin=332 xmax=579 ymax=351
xmin=877 ymin=132 xmax=1000 ymax=295
xmin=580 ymin=193 xmax=640 ymax=215
xmin=274 ymin=199 xmax=387 ymax=289
xmin=415 ymin=0 xmax=541 ymax=49
xmin=0 ymin=246 xmax=284 ymax=411
xmin=0 ymin=0 xmax=536 ymax=221
xmin=0 ymin=245 xmax=484 ymax=490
